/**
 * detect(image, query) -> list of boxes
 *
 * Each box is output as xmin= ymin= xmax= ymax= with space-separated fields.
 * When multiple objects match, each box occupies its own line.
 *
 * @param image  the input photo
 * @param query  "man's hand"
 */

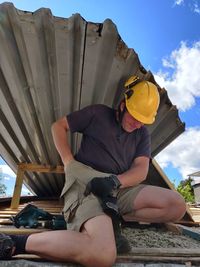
xmin=84 ymin=175 xmax=121 ymax=198
xmin=84 ymin=175 xmax=121 ymax=216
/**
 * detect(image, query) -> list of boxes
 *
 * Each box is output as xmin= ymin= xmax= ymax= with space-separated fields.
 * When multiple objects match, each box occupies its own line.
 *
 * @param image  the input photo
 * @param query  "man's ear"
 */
xmin=120 ymin=101 xmax=126 ymax=112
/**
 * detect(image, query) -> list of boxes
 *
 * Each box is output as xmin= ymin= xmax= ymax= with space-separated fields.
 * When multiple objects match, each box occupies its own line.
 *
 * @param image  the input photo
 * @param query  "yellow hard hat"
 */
xmin=124 ymin=76 xmax=160 ymax=124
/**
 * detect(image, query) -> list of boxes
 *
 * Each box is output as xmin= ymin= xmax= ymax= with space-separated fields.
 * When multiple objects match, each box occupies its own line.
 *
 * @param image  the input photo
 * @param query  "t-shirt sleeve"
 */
xmin=134 ymin=127 xmax=151 ymax=159
xmin=66 ymin=105 xmax=95 ymax=133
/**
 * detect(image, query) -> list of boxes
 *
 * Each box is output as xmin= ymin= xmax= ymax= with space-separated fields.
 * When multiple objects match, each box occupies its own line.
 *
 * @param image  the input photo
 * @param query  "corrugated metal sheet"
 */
xmin=0 ymin=2 xmax=185 ymax=197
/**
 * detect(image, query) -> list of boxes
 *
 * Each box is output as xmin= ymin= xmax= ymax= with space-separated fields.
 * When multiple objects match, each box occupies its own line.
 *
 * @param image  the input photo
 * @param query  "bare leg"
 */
xmin=25 ymin=215 xmax=116 ymax=267
xmin=123 ymin=185 xmax=186 ymax=223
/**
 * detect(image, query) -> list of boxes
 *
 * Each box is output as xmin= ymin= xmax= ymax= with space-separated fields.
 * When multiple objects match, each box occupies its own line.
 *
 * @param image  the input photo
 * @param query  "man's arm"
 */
xmin=84 ymin=156 xmax=149 ymax=217
xmin=117 ymin=156 xmax=149 ymax=188
xmin=85 ymin=156 xmax=149 ymax=197
xmin=51 ymin=117 xmax=74 ymax=166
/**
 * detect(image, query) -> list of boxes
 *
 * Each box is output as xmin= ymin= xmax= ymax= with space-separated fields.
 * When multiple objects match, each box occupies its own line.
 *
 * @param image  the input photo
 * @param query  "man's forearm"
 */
xmin=51 ymin=121 xmax=74 ymax=165
xmin=117 ymin=157 xmax=149 ymax=188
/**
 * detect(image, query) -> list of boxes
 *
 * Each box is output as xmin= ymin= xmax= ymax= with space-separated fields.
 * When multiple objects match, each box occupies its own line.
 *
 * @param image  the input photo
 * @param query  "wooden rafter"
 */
xmin=10 ymin=163 xmax=64 ymax=209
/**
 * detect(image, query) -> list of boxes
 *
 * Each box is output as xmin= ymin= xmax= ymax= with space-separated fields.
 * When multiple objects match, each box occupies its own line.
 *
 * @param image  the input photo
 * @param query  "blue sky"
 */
xmin=0 ymin=0 xmax=200 ymax=195
xmin=0 ymin=158 xmax=32 ymax=196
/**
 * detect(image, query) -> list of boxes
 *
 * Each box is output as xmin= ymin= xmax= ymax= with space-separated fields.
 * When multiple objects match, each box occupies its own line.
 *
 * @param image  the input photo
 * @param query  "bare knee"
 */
xmin=86 ymin=242 xmax=116 ymax=267
xmin=81 ymin=215 xmax=117 ymax=267
xmin=95 ymin=245 xmax=116 ymax=267
xmin=162 ymin=190 xmax=186 ymax=222
xmin=171 ymin=192 xmax=186 ymax=221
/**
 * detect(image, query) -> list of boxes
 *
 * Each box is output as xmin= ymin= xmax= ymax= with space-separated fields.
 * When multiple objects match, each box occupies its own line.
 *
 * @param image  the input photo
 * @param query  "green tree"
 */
xmin=176 ymin=178 xmax=194 ymax=203
xmin=0 ymin=167 xmax=7 ymax=196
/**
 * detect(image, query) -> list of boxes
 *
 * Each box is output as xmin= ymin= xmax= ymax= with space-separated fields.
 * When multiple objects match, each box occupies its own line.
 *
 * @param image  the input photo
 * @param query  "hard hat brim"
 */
xmin=125 ymin=101 xmax=156 ymax=124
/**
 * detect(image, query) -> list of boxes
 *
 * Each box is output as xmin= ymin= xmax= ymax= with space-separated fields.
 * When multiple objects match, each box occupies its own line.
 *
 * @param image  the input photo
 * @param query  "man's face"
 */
xmin=120 ymin=103 xmax=144 ymax=133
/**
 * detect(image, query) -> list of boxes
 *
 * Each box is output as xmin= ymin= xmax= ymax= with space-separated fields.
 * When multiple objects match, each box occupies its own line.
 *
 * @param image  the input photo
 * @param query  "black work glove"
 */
xmin=84 ymin=175 xmax=121 ymax=216
xmin=84 ymin=175 xmax=121 ymax=198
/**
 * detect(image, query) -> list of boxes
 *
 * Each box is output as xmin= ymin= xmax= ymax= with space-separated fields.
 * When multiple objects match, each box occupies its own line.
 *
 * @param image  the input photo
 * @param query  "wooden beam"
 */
xmin=128 ymin=247 xmax=200 ymax=257
xmin=10 ymin=167 xmax=25 ymax=209
xmin=18 ymin=163 xmax=64 ymax=173
xmin=175 ymin=220 xmax=200 ymax=227
xmin=176 ymin=224 xmax=200 ymax=241
xmin=10 ymin=247 xmax=200 ymax=263
xmin=9 ymin=163 xmax=64 ymax=210
xmin=117 ymin=255 xmax=200 ymax=264
xmin=152 ymin=159 xmax=194 ymax=222
xmin=166 ymin=222 xmax=200 ymax=242
xmin=12 ymin=254 xmax=200 ymax=264
xmin=11 ymin=253 xmax=199 ymax=264
xmin=0 ymin=227 xmax=49 ymax=235
xmin=0 ymin=219 xmax=13 ymax=225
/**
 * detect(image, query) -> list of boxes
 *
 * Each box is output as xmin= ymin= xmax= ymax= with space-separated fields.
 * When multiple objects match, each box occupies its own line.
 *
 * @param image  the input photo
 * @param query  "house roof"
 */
xmin=188 ymin=171 xmax=200 ymax=177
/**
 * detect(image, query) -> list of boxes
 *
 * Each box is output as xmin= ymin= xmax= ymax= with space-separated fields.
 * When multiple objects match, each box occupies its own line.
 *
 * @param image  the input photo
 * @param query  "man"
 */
xmin=0 ymin=76 xmax=186 ymax=267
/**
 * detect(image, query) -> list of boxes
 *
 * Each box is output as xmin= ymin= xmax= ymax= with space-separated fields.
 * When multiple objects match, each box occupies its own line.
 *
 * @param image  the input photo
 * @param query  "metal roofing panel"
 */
xmin=0 ymin=3 xmax=185 ymax=196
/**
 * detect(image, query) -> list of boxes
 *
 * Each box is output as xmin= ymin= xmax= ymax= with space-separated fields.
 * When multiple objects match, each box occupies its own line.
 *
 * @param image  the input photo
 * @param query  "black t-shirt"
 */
xmin=67 ymin=104 xmax=151 ymax=175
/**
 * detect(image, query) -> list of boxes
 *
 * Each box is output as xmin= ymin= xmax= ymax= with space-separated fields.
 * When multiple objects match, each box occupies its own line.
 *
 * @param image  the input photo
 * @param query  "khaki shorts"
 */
xmin=61 ymin=160 xmax=146 ymax=231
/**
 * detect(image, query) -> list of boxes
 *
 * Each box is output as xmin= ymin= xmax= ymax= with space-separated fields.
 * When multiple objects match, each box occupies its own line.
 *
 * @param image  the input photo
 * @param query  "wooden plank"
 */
xmin=9 ymin=162 xmax=64 ymax=210
xmin=0 ymin=208 xmax=62 ymax=214
xmin=190 ymin=207 xmax=200 ymax=213
xmin=0 ymin=212 xmax=61 ymax=219
xmin=129 ymin=248 xmax=200 ymax=257
xmin=11 ymin=250 xmax=200 ymax=263
xmin=175 ymin=224 xmax=200 ymax=241
xmin=19 ymin=163 xmax=64 ymax=173
xmin=152 ymin=160 xmax=194 ymax=223
xmin=0 ymin=210 xmax=21 ymax=215
xmin=152 ymin=159 xmax=176 ymax=190
xmin=18 ymin=202 xmax=64 ymax=207
xmin=117 ymin=255 xmax=200 ymax=264
xmin=0 ymin=227 xmax=50 ymax=235
xmin=192 ymin=215 xmax=200 ymax=223
xmin=9 ymin=164 xmax=64 ymax=209
xmin=10 ymin=167 xmax=24 ymax=209
xmin=176 ymin=220 xmax=200 ymax=226
xmin=0 ymin=200 xmax=63 ymax=226
xmin=32 ymin=204 xmax=64 ymax=207
xmin=0 ymin=219 xmax=13 ymax=225
xmin=0 ymin=214 xmax=16 ymax=218
xmin=166 ymin=222 xmax=200 ymax=242
xmin=188 ymin=206 xmax=200 ymax=223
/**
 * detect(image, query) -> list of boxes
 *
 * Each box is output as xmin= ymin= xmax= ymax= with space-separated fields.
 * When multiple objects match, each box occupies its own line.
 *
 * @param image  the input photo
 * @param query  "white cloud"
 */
xmin=193 ymin=1 xmax=200 ymax=14
xmin=0 ymin=165 xmax=15 ymax=177
xmin=173 ymin=0 xmax=200 ymax=14
xmin=155 ymin=127 xmax=200 ymax=179
xmin=154 ymin=41 xmax=200 ymax=111
xmin=174 ymin=0 xmax=184 ymax=5
xmin=4 ymin=176 xmax=11 ymax=181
